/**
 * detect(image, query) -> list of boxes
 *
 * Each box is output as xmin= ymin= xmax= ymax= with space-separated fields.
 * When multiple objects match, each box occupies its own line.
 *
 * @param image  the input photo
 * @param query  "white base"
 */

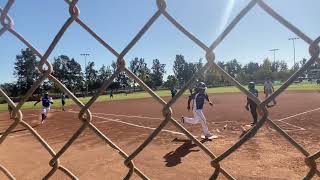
xmin=200 ymin=135 xmax=218 ymax=139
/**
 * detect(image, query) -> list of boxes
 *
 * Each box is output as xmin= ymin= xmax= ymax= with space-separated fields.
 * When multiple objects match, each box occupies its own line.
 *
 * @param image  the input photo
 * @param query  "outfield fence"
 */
xmin=0 ymin=0 xmax=319 ymax=179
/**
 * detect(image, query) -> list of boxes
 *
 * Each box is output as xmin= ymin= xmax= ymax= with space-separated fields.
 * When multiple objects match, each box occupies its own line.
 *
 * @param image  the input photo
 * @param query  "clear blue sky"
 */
xmin=0 ymin=0 xmax=319 ymax=83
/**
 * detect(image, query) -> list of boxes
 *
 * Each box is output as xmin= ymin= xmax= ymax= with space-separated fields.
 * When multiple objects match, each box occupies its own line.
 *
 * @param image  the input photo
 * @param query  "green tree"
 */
xmin=112 ymin=61 xmax=131 ymax=90
xmin=129 ymin=58 xmax=151 ymax=87
xmin=196 ymin=58 xmax=204 ymax=82
xmin=129 ymin=57 xmax=140 ymax=91
xmin=173 ymin=54 xmax=187 ymax=86
xmin=256 ymin=58 xmax=272 ymax=80
xmin=164 ymin=75 xmax=178 ymax=89
xmin=204 ymin=66 xmax=221 ymax=87
xmin=0 ymin=83 xmax=19 ymax=97
xmin=52 ymin=55 xmax=84 ymax=93
xmin=111 ymin=61 xmax=117 ymax=73
xmin=14 ymin=48 xmax=40 ymax=95
xmin=279 ymin=60 xmax=288 ymax=71
xmin=224 ymin=59 xmax=242 ymax=78
xmin=216 ymin=61 xmax=228 ymax=85
xmin=242 ymin=62 xmax=259 ymax=82
xmin=243 ymin=62 xmax=259 ymax=74
xmin=173 ymin=54 xmax=203 ymax=89
xmin=137 ymin=58 xmax=151 ymax=83
xmin=85 ymin=61 xmax=99 ymax=92
xmin=184 ymin=62 xmax=197 ymax=92
xmin=150 ymin=59 xmax=166 ymax=88
xmin=98 ymin=65 xmax=112 ymax=84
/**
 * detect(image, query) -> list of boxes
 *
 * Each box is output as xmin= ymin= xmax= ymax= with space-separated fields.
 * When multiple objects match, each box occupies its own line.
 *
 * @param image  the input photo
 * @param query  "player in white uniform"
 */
xmin=181 ymin=82 xmax=216 ymax=139
xmin=34 ymin=92 xmax=53 ymax=124
xmin=264 ymin=77 xmax=276 ymax=107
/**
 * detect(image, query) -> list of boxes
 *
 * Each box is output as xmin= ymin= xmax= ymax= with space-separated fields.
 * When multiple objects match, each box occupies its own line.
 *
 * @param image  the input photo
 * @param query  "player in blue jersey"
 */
xmin=181 ymin=82 xmax=216 ymax=139
xmin=34 ymin=92 xmax=53 ymax=124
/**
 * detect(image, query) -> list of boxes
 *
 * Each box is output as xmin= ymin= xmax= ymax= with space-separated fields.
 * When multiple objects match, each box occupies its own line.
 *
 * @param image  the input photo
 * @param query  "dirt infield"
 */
xmin=0 ymin=91 xmax=320 ymax=179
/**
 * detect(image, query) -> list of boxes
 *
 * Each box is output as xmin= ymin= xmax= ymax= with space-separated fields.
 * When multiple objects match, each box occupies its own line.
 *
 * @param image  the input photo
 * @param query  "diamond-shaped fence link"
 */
xmin=0 ymin=0 xmax=319 ymax=179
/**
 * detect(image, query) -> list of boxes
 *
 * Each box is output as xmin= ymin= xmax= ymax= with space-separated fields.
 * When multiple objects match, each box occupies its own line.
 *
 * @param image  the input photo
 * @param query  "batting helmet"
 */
xmin=248 ymin=82 xmax=255 ymax=89
xmin=197 ymin=82 xmax=207 ymax=90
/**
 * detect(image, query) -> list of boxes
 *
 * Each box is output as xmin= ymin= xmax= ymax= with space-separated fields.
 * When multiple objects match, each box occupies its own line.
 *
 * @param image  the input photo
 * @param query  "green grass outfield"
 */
xmin=0 ymin=83 xmax=319 ymax=112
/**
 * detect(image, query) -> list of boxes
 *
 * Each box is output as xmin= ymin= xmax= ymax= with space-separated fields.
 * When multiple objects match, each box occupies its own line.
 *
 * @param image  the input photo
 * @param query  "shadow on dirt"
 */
xmin=0 ymin=124 xmax=40 ymax=136
xmin=163 ymin=138 xmax=210 ymax=167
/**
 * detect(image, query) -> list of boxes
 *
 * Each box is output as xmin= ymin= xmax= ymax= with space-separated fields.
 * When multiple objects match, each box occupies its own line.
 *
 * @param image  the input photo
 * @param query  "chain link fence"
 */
xmin=0 ymin=0 xmax=319 ymax=179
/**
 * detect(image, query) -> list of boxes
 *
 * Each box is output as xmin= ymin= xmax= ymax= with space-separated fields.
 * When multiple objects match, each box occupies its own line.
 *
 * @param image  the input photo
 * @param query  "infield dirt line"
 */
xmin=273 ymin=107 xmax=320 ymax=131
xmin=93 ymin=112 xmax=161 ymax=120
xmin=93 ymin=112 xmax=238 ymax=124
xmin=92 ymin=107 xmax=319 ymax=133
xmin=91 ymin=111 xmax=309 ymax=132
xmin=275 ymin=107 xmax=320 ymax=122
xmin=68 ymin=110 xmax=185 ymax=136
xmin=276 ymin=120 xmax=306 ymax=131
xmin=93 ymin=115 xmax=185 ymax=136
xmin=8 ymin=107 xmax=320 ymax=139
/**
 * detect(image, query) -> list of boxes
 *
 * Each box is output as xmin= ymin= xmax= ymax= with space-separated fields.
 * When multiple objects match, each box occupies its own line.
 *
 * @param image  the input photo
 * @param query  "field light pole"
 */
xmin=80 ymin=53 xmax=90 ymax=96
xmin=269 ymin=49 xmax=279 ymax=62
xmin=288 ymin=37 xmax=299 ymax=66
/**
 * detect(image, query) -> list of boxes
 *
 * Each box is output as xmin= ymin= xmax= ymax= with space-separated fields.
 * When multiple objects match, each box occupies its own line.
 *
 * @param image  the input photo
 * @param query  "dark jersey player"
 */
xmin=61 ymin=93 xmax=66 ymax=111
xmin=245 ymin=82 xmax=259 ymax=125
xmin=34 ymin=92 xmax=53 ymax=124
xmin=181 ymin=82 xmax=216 ymax=139
xmin=171 ymin=87 xmax=177 ymax=98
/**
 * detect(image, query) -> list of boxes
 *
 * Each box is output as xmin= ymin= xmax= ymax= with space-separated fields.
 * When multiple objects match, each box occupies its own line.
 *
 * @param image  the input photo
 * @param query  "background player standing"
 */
xmin=170 ymin=87 xmax=177 ymax=98
xmin=8 ymin=104 xmax=13 ymax=119
xmin=61 ymin=93 xmax=66 ymax=111
xmin=110 ymin=90 xmax=114 ymax=99
xmin=181 ymin=82 xmax=216 ymax=139
xmin=264 ymin=77 xmax=276 ymax=107
xmin=245 ymin=82 xmax=259 ymax=125
xmin=34 ymin=92 xmax=53 ymax=124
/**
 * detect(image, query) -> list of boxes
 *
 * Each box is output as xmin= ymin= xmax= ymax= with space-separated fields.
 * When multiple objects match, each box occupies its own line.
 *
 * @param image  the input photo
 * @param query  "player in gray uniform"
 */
xmin=264 ymin=77 xmax=276 ymax=107
xmin=181 ymin=82 xmax=215 ymax=139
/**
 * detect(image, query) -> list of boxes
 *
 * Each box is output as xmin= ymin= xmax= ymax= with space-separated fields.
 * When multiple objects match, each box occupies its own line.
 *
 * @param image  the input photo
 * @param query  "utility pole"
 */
xmin=269 ymin=49 xmax=279 ymax=62
xmin=80 ymin=53 xmax=90 ymax=96
xmin=288 ymin=37 xmax=299 ymax=66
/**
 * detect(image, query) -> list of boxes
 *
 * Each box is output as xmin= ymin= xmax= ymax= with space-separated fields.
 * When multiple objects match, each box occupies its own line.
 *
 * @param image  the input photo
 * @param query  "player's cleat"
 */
xmin=181 ymin=116 xmax=185 ymax=123
xmin=223 ymin=124 xmax=228 ymax=129
xmin=201 ymin=134 xmax=218 ymax=140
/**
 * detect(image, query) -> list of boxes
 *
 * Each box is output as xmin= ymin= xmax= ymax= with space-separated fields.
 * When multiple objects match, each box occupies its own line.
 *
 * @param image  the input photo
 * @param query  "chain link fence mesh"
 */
xmin=0 ymin=0 xmax=319 ymax=179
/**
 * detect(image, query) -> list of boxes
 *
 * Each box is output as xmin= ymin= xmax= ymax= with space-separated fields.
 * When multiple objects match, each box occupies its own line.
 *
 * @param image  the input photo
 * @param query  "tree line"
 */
xmin=1 ymin=48 xmax=167 ymax=97
xmin=0 ymin=48 xmax=312 ymax=97
xmin=166 ymin=54 xmax=309 ymax=89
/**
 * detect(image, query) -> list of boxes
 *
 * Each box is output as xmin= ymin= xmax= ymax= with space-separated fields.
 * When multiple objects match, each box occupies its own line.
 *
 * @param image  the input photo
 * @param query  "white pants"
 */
xmin=184 ymin=109 xmax=210 ymax=136
xmin=42 ymin=107 xmax=50 ymax=116
xmin=265 ymin=89 xmax=276 ymax=105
